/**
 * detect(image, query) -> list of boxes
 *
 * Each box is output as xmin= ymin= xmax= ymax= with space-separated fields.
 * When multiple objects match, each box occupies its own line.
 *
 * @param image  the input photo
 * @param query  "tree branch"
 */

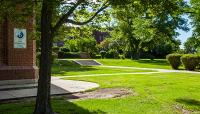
xmin=66 ymin=4 xmax=109 ymax=25
xmin=52 ymin=0 xmax=84 ymax=34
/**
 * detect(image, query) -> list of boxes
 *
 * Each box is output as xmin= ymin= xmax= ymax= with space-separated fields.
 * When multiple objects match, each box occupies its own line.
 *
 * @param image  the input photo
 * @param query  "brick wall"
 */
xmin=7 ymin=16 xmax=36 ymax=66
xmin=0 ymin=23 xmax=2 ymax=65
xmin=0 ymin=7 xmax=38 ymax=81
xmin=0 ymin=66 xmax=38 ymax=80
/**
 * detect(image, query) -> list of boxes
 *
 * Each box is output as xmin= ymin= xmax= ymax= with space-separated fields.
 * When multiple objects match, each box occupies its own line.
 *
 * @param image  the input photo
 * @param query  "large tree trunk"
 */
xmin=34 ymin=0 xmax=54 ymax=114
xmin=132 ymin=43 xmax=140 ymax=60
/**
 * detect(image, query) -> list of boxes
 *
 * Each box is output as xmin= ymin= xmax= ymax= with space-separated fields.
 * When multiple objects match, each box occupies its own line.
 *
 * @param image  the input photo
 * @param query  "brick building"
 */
xmin=93 ymin=30 xmax=109 ymax=43
xmin=0 ymin=8 xmax=38 ymax=83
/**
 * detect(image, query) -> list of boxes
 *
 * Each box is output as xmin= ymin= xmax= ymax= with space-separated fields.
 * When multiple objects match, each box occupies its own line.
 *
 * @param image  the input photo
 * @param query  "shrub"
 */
xmin=89 ymin=51 xmax=101 ymax=59
xmin=100 ymin=51 xmax=106 ymax=59
xmin=89 ymin=52 xmax=97 ymax=58
xmin=105 ymin=50 xmax=119 ymax=59
xmin=60 ymin=47 xmax=70 ymax=52
xmin=58 ymin=51 xmax=65 ymax=58
xmin=124 ymin=51 xmax=132 ymax=59
xmin=91 ymin=55 xmax=101 ymax=59
xmin=58 ymin=51 xmax=80 ymax=58
xmin=119 ymin=55 xmax=125 ymax=59
xmin=118 ymin=49 xmax=124 ymax=55
xmin=52 ymin=47 xmax=60 ymax=53
xmin=166 ymin=54 xmax=182 ymax=69
xmin=149 ymin=55 xmax=155 ymax=60
xmin=181 ymin=54 xmax=200 ymax=71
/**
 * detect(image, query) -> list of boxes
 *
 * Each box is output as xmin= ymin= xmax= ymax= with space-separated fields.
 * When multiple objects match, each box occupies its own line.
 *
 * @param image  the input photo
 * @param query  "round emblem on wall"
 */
xmin=17 ymin=31 xmax=24 ymax=39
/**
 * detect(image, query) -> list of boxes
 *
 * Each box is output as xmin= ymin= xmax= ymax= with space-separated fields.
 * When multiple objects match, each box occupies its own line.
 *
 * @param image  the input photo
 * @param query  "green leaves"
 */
xmin=0 ymin=0 xmax=34 ymax=24
xmin=109 ymin=0 xmax=132 ymax=6
xmin=190 ymin=0 xmax=200 ymax=36
xmin=184 ymin=36 xmax=200 ymax=54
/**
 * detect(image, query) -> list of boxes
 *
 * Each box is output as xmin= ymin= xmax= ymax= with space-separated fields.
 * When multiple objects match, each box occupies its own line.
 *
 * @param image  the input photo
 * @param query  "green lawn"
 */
xmin=1 ymin=72 xmax=200 ymax=114
xmin=64 ymin=72 xmax=200 ymax=114
xmin=52 ymin=59 xmax=156 ymax=76
xmin=1 ymin=59 xmax=200 ymax=114
xmin=96 ymin=59 xmax=172 ymax=69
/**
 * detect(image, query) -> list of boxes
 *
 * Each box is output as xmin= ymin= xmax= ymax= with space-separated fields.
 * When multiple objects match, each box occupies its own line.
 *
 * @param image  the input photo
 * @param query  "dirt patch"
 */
xmin=174 ymin=105 xmax=192 ymax=114
xmin=67 ymin=88 xmax=134 ymax=100
xmin=0 ymin=88 xmax=134 ymax=103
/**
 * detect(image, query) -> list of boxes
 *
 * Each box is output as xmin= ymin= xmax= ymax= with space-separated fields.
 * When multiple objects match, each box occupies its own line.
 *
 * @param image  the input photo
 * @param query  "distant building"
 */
xmin=53 ymin=41 xmax=65 ymax=47
xmin=93 ymin=30 xmax=109 ymax=43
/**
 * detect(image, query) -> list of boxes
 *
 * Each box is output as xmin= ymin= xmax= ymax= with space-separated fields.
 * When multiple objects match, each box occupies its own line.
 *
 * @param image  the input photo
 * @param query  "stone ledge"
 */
xmin=0 ymin=79 xmax=37 ymax=86
xmin=0 ymin=66 xmax=38 ymax=81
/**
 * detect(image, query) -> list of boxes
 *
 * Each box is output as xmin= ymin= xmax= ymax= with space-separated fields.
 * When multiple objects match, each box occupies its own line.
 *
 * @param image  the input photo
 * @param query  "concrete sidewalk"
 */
xmin=0 ymin=77 xmax=99 ymax=101
xmin=100 ymin=66 xmax=200 ymax=74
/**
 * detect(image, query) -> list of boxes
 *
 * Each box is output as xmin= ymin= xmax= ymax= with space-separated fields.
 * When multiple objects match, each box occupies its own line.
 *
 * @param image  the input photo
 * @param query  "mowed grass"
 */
xmin=64 ymin=72 xmax=200 ymax=114
xmin=1 ymin=72 xmax=200 ymax=114
xmin=1 ymin=59 xmax=200 ymax=114
xmin=96 ymin=59 xmax=172 ymax=69
xmin=52 ymin=60 xmax=156 ymax=76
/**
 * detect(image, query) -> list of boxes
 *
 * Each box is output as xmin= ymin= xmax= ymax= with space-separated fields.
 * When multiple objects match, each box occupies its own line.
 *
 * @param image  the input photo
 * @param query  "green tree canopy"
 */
xmin=110 ymin=0 xmax=188 ymax=59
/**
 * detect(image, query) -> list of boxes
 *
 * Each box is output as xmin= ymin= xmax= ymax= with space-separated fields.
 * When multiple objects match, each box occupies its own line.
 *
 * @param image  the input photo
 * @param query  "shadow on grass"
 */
xmin=52 ymin=60 xmax=98 ymax=75
xmin=53 ymin=98 xmax=106 ymax=114
xmin=0 ymin=98 xmax=106 ymax=114
xmin=175 ymin=98 xmax=200 ymax=106
xmin=136 ymin=59 xmax=169 ymax=67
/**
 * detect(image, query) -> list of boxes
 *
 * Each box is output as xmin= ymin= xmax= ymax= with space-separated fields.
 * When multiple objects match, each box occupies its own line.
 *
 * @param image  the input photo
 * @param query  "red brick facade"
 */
xmin=0 ymin=10 xmax=38 ymax=81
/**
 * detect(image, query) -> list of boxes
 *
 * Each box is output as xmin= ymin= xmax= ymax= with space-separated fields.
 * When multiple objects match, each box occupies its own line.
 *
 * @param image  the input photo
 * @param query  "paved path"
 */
xmin=57 ymin=72 xmax=160 ymax=78
xmin=100 ymin=66 xmax=200 ymax=74
xmin=1 ymin=65 xmax=199 ymax=101
xmin=0 ymin=77 xmax=99 ymax=101
xmin=56 ymin=66 xmax=200 ymax=79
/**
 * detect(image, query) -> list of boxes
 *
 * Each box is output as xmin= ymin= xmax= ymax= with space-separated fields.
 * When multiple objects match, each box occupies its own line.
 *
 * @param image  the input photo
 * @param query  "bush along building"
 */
xmin=0 ymin=6 xmax=38 ymax=84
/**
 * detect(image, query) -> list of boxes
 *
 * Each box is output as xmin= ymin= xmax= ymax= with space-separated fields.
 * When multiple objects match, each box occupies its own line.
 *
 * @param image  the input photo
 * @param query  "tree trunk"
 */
xmin=127 ymin=36 xmax=135 ymax=59
xmin=133 ymin=43 xmax=140 ymax=60
xmin=34 ymin=0 xmax=54 ymax=114
xmin=133 ymin=48 xmax=140 ymax=60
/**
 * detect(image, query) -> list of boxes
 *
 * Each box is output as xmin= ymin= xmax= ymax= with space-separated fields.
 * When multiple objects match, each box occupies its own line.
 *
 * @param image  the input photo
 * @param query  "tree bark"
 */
xmin=34 ymin=0 xmax=54 ymax=114
xmin=33 ymin=1 xmax=108 ymax=114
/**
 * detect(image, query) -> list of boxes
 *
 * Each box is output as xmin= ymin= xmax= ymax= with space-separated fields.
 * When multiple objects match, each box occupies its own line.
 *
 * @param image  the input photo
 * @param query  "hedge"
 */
xmin=166 ymin=53 xmax=182 ymax=69
xmin=58 ymin=51 xmax=80 ymax=58
xmin=60 ymin=48 xmax=70 ymax=52
xmin=105 ymin=50 xmax=119 ymax=59
xmin=181 ymin=54 xmax=200 ymax=71
xmin=100 ymin=51 xmax=106 ymax=59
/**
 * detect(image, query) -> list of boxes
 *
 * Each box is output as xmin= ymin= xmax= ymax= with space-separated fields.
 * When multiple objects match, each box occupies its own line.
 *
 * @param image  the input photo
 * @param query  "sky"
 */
xmin=177 ymin=15 xmax=193 ymax=49
xmin=177 ymin=0 xmax=192 ymax=49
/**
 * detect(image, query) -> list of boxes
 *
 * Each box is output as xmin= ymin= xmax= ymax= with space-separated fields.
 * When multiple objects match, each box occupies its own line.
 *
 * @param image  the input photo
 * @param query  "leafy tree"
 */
xmin=77 ymin=37 xmax=97 ymax=53
xmin=150 ymin=38 xmax=181 ymax=58
xmin=184 ymin=36 xmax=200 ymax=53
xmin=190 ymin=0 xmax=200 ymax=36
xmin=112 ymin=0 xmax=188 ymax=59
xmin=185 ymin=0 xmax=200 ymax=54
xmin=34 ymin=0 xmax=110 ymax=113
xmin=0 ymin=0 xmax=191 ymax=114
xmin=1 ymin=0 xmax=110 ymax=113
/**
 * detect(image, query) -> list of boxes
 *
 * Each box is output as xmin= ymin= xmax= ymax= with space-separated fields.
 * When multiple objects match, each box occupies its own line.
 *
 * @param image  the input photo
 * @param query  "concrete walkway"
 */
xmin=55 ymin=66 xmax=200 ymax=79
xmin=1 ymin=65 xmax=199 ymax=101
xmin=100 ymin=66 xmax=200 ymax=74
xmin=0 ymin=77 xmax=99 ymax=101
xmin=57 ymin=72 xmax=160 ymax=78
